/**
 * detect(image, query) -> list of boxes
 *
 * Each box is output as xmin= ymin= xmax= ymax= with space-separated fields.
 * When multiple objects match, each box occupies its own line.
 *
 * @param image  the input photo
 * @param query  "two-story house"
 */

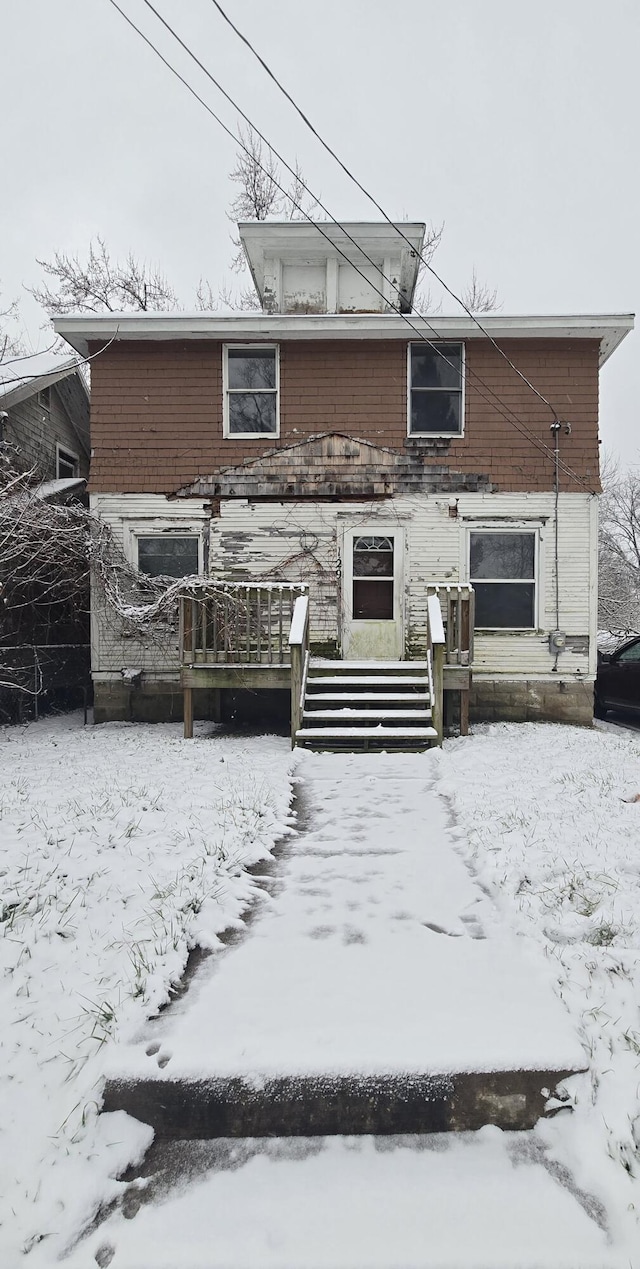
xmin=54 ymin=222 xmax=633 ymax=743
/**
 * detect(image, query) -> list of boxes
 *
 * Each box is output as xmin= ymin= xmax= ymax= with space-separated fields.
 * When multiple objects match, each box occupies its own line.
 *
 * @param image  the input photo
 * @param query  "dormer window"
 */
xmin=409 ymin=342 xmax=464 ymax=435
xmin=223 ymin=345 xmax=279 ymax=437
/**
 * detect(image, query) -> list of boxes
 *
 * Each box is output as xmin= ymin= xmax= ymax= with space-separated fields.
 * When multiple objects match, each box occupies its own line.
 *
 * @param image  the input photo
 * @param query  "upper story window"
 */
xmin=409 ymin=342 xmax=464 ymax=436
xmin=38 ymin=387 xmax=51 ymax=415
xmin=223 ymin=345 xmax=279 ymax=437
xmin=470 ymin=530 xmax=537 ymax=629
xmin=56 ymin=445 xmax=79 ymax=479
xmin=137 ymin=535 xmax=200 ymax=579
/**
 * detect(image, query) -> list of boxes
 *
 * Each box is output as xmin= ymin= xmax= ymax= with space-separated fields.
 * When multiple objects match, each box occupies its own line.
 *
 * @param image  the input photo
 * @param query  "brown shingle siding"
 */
xmin=88 ymin=337 xmax=601 ymax=495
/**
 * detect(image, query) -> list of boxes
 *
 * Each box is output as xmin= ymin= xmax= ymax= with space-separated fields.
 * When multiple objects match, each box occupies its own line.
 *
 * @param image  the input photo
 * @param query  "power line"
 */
xmin=134 ymin=0 xmax=595 ymax=491
xmin=0 ymin=331 xmax=120 ymax=388
xmin=209 ymin=0 xmax=561 ymax=424
xmin=104 ymin=0 xmax=594 ymax=491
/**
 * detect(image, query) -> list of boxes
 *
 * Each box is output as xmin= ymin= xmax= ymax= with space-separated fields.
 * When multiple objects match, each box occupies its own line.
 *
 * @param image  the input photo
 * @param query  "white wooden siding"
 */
xmin=90 ymin=494 xmax=210 ymax=676
xmin=91 ymin=491 xmax=597 ymax=682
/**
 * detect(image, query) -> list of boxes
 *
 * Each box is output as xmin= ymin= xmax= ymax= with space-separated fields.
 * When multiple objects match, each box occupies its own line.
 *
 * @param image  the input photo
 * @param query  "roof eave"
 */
xmin=53 ymin=312 xmax=634 ymax=366
xmin=0 ymin=359 xmax=83 ymax=408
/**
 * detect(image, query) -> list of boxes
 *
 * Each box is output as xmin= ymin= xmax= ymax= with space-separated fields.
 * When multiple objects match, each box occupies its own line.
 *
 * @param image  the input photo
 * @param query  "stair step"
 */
xmin=310 ymin=659 xmax=430 ymax=671
xmin=296 ymin=726 xmax=438 ymax=741
xmin=306 ymin=691 xmax=430 ymax=704
xmin=303 ymin=709 xmax=433 ymax=722
xmin=306 ymin=675 xmax=429 ymax=687
xmin=103 ymin=1067 xmax=574 ymax=1138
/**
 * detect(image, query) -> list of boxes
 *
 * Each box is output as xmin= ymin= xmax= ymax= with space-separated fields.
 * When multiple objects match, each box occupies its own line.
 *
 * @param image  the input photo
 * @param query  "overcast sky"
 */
xmin=2 ymin=0 xmax=638 ymax=463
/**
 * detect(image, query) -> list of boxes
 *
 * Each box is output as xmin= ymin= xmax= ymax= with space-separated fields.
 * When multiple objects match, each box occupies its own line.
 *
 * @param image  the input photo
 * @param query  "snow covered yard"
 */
xmin=0 ymin=714 xmax=294 ymax=1262
xmin=3 ymin=713 xmax=640 ymax=1265
xmin=439 ymin=721 xmax=640 ymax=1254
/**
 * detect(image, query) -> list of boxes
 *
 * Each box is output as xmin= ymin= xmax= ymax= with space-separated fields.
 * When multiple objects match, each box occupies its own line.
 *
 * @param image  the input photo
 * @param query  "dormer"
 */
xmin=238 ymin=221 xmax=425 ymax=315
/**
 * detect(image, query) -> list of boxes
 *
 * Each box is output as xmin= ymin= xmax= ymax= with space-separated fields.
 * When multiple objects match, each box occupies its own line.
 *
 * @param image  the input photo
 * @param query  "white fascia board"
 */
xmin=53 ymin=312 xmax=634 ymax=365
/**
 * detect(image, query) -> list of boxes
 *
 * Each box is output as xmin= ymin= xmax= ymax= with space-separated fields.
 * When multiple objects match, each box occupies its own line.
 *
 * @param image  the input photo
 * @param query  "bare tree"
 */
xmin=598 ymin=456 xmax=640 ymax=636
xmin=28 ymin=237 xmax=180 ymax=314
xmin=228 ymin=124 xmax=317 ymax=230
xmin=197 ymin=277 xmax=260 ymax=313
xmin=460 ymin=267 xmax=500 ymax=314
xmin=404 ymin=223 xmax=444 ymax=315
xmin=223 ymin=125 xmax=319 ymax=306
xmin=0 ymin=285 xmax=25 ymax=361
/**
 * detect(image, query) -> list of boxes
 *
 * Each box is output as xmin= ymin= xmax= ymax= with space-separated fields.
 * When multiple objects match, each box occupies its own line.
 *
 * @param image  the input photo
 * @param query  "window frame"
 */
xmin=56 ymin=443 xmax=79 ymax=480
xmin=223 ymin=343 xmax=280 ymax=439
xmin=134 ymin=531 xmax=203 ymax=580
xmin=407 ymin=341 xmax=465 ymax=438
xmin=468 ymin=527 xmax=539 ymax=631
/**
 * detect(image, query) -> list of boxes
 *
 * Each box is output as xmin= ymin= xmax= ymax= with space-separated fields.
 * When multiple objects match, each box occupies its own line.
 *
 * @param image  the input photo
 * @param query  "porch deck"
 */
xmin=179 ymin=582 xmax=474 ymax=747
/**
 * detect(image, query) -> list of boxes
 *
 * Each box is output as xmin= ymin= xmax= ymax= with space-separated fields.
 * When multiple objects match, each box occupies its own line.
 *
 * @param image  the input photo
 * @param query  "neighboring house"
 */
xmin=53 ymin=222 xmax=633 ymax=740
xmin=0 ymin=351 xmax=90 ymax=484
xmin=0 ymin=353 xmax=91 ymax=720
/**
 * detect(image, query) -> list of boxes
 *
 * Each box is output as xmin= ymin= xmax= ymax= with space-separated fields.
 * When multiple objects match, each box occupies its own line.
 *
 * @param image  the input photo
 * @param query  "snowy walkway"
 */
xmin=110 ymin=750 xmax=583 ymax=1084
xmin=74 ymin=749 xmax=621 ymax=1268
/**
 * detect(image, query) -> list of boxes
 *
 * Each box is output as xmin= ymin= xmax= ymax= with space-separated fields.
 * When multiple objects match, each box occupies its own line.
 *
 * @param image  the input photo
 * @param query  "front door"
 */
xmin=342 ymin=527 xmax=404 ymax=659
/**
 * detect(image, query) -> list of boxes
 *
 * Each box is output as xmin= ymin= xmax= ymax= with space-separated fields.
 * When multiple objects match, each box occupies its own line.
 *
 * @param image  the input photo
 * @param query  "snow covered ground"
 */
xmin=2 ymin=714 xmax=640 ymax=1265
xmin=439 ymin=722 xmax=640 ymax=1257
xmin=0 ymin=715 xmax=294 ymax=1262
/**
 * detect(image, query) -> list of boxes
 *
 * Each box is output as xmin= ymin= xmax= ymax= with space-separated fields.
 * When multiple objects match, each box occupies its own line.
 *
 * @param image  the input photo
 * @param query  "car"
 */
xmin=595 ymin=635 xmax=640 ymax=718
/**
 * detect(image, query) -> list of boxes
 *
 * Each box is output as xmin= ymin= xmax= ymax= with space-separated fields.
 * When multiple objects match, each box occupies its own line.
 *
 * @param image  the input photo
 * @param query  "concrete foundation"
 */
xmin=470 ymin=678 xmax=594 ymax=726
xmin=94 ymin=675 xmax=595 ymax=728
xmin=93 ymin=681 xmax=220 ymax=725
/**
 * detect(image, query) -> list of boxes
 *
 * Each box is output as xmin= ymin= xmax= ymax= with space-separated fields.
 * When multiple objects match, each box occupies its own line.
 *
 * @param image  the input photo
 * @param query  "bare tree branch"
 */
xmin=0 ymin=285 xmax=25 ymax=361
xmin=598 ymin=456 xmax=640 ymax=636
xmin=460 ymin=267 xmax=501 ymax=314
xmin=27 ymin=237 xmax=180 ymax=314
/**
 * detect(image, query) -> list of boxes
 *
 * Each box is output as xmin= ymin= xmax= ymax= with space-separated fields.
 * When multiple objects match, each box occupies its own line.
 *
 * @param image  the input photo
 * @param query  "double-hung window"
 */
xmin=136 ymin=535 xmax=200 ymax=579
xmin=470 ymin=531 xmax=537 ymax=629
xmin=409 ymin=342 xmax=464 ymax=436
xmin=56 ymin=445 xmax=79 ymax=479
xmin=224 ymin=345 xmax=279 ymax=437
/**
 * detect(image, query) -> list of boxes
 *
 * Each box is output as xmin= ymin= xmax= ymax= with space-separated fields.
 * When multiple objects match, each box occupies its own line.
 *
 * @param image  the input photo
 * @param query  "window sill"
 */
xmin=223 ymin=433 xmax=280 ymax=441
xmin=404 ymin=434 xmax=462 ymax=446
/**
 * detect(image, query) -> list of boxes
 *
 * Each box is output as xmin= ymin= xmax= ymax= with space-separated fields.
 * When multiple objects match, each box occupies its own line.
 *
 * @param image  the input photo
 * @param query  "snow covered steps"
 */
xmin=296 ymin=658 xmax=438 ymax=751
xmin=103 ymin=1068 xmax=581 ymax=1141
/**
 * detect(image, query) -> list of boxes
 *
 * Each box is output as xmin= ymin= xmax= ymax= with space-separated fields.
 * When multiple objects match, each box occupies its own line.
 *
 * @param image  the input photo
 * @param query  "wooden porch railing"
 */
xmin=427 ymin=584 xmax=475 ymax=666
xmin=427 ymin=584 xmax=475 ymax=737
xmin=179 ymin=582 xmax=309 ymax=739
xmin=288 ymin=594 xmax=310 ymax=748
xmin=180 ymin=582 xmax=308 ymax=668
xmin=426 ymin=592 xmax=445 ymax=746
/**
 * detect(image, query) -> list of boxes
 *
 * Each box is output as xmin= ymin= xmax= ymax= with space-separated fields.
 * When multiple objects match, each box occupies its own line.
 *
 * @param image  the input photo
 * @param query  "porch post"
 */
xmin=184 ymin=685 xmax=194 ymax=739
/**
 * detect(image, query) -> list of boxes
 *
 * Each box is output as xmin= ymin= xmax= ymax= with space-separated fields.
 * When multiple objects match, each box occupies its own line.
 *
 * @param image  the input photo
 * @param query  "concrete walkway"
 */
xmin=107 ymin=750 xmax=582 ymax=1096
xmin=83 ymin=751 xmax=621 ymax=1268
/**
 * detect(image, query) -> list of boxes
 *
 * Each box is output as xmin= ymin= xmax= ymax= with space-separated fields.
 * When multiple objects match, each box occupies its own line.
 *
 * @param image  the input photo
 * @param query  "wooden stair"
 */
xmin=295 ymin=659 xmax=438 ymax=751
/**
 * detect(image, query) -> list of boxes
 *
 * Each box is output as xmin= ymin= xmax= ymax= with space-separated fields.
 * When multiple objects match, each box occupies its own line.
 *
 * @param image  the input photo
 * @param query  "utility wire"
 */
xmin=131 ymin=0 xmax=576 ymax=477
xmin=104 ymin=0 xmax=594 ymax=491
xmin=0 ymin=330 xmax=120 ymax=387
xmin=210 ymin=0 xmax=560 ymax=424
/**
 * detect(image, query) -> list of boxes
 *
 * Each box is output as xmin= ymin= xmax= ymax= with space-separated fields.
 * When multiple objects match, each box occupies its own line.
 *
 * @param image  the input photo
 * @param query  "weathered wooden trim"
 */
xmin=443 ymin=667 xmax=472 ymax=690
xmin=181 ymin=665 xmax=292 ymax=690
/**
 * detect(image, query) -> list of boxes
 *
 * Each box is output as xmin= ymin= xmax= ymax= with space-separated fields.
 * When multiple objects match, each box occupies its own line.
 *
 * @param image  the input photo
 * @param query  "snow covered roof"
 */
xmin=0 ymin=352 xmax=88 ymax=407
xmin=53 ymin=311 xmax=634 ymax=366
xmin=35 ymin=476 xmax=86 ymax=500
